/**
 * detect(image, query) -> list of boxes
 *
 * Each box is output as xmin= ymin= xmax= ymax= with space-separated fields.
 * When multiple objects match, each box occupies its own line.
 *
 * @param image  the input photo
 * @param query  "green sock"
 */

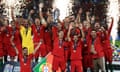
xmin=0 ymin=59 xmax=3 ymax=67
xmin=109 ymin=62 xmax=113 ymax=72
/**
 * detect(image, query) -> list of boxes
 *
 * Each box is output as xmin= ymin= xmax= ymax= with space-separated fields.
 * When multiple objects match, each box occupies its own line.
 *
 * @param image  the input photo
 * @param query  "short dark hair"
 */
xmin=35 ymin=17 xmax=40 ymax=20
xmin=73 ymin=33 xmax=78 ymax=36
xmin=58 ymin=30 xmax=63 ymax=33
xmin=23 ymin=47 xmax=28 ymax=50
xmin=91 ymin=28 xmax=97 ymax=32
xmin=94 ymin=21 xmax=101 ymax=25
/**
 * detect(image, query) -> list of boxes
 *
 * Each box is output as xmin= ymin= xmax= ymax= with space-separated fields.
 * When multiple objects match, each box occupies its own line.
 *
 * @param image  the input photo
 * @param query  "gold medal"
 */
xmin=38 ymin=33 xmax=40 ymax=35
xmin=45 ymin=30 xmax=48 ymax=32
xmin=22 ymin=58 xmax=24 ymax=61
xmin=59 ymin=46 xmax=62 ymax=48
xmin=24 ymin=63 xmax=27 ymax=65
xmin=6 ymin=34 xmax=9 ymax=37
xmin=73 ymin=50 xmax=76 ymax=53
xmin=72 ymin=46 xmax=74 ymax=48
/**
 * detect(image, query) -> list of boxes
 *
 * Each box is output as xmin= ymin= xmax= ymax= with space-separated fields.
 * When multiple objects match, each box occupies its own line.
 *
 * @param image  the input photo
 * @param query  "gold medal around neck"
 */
xmin=24 ymin=63 xmax=27 ymax=65
xmin=59 ymin=46 xmax=62 ymax=48
xmin=7 ymin=34 xmax=9 ymax=37
xmin=73 ymin=50 xmax=76 ymax=53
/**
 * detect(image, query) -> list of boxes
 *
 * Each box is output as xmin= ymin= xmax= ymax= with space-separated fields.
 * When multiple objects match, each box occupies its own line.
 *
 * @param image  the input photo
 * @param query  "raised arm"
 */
xmin=86 ymin=11 xmax=90 ymax=23
xmin=75 ymin=14 xmax=80 ymax=23
xmin=33 ymin=39 xmax=42 ymax=54
xmin=108 ymin=17 xmax=114 ymax=36
xmin=11 ymin=7 xmax=15 ymax=22
xmin=10 ymin=36 xmax=19 ymax=55
xmin=28 ymin=9 xmax=34 ymax=24
xmin=39 ymin=3 xmax=47 ymax=27
xmin=79 ymin=24 xmax=85 ymax=41
xmin=67 ymin=24 xmax=73 ymax=41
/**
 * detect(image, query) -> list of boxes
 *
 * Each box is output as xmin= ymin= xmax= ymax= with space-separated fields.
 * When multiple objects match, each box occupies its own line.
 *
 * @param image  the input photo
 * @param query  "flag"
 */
xmin=33 ymin=52 xmax=61 ymax=72
xmin=33 ymin=57 xmax=46 ymax=72
xmin=33 ymin=53 xmax=53 ymax=72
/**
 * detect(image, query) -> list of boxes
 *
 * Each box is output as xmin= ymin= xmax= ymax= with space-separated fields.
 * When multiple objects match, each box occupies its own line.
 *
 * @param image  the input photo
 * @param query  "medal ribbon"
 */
xmin=37 ymin=26 xmax=40 ymax=34
xmin=12 ymin=28 xmax=16 ymax=36
xmin=74 ymin=42 xmax=77 ymax=50
xmin=59 ymin=40 xmax=62 ymax=48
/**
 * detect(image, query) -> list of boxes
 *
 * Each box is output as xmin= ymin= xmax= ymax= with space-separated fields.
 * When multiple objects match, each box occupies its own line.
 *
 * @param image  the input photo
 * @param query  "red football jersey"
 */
xmin=69 ymin=40 xmax=83 ymax=60
xmin=31 ymin=24 xmax=45 ymax=43
xmin=52 ymin=38 xmax=65 ymax=58
xmin=19 ymin=54 xmax=33 ymax=72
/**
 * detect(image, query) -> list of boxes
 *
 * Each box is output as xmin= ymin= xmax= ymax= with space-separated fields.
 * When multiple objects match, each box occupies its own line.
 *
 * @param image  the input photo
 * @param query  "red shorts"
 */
xmin=71 ymin=60 xmax=83 ymax=72
xmin=16 ymin=44 xmax=22 ymax=54
xmin=0 ymin=43 xmax=4 ymax=57
xmin=3 ymin=44 xmax=16 ymax=57
xmin=83 ymin=54 xmax=93 ymax=68
xmin=52 ymin=56 xmax=66 ymax=71
xmin=34 ymin=44 xmax=47 ymax=58
xmin=65 ymin=49 xmax=70 ymax=61
xmin=34 ymin=44 xmax=40 ymax=58
xmin=104 ymin=48 xmax=113 ymax=63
